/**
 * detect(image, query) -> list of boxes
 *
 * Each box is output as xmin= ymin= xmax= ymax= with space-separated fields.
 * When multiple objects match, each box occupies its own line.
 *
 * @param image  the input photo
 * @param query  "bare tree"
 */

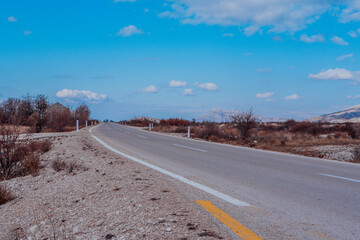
xmin=230 ymin=108 xmax=257 ymax=141
xmin=33 ymin=95 xmax=49 ymax=132
xmin=75 ymin=103 xmax=91 ymax=126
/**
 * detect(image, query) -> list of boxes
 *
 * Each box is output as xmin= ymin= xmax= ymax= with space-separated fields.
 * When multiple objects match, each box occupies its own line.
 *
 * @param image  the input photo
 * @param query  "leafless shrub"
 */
xmin=28 ymin=139 xmax=52 ymax=153
xmin=290 ymin=121 xmax=325 ymax=136
xmin=0 ymin=184 xmax=14 ymax=205
xmin=52 ymin=158 xmax=67 ymax=172
xmin=67 ymin=161 xmax=80 ymax=174
xmin=0 ymin=124 xmax=47 ymax=179
xmin=52 ymin=158 xmax=85 ymax=174
xmin=230 ymin=109 xmax=257 ymax=141
xmin=21 ymin=154 xmax=41 ymax=176
xmin=0 ymin=125 xmax=27 ymax=179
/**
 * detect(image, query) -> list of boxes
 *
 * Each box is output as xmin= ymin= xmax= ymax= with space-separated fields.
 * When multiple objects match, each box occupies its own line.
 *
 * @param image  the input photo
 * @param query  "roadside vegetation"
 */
xmin=0 ymin=94 xmax=96 ymax=133
xmin=0 ymin=93 xmax=96 ymax=206
xmin=124 ymin=110 xmax=360 ymax=163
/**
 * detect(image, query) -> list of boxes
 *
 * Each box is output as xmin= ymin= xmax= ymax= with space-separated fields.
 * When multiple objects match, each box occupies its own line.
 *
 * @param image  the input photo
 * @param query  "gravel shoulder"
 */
xmin=0 ymin=130 xmax=230 ymax=239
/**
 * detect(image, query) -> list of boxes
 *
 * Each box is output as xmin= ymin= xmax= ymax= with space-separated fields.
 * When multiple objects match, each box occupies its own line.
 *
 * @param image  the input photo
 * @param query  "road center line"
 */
xmin=196 ymin=200 xmax=263 ymax=240
xmin=137 ymin=135 xmax=148 ymax=139
xmin=91 ymin=134 xmax=249 ymax=207
xmin=172 ymin=143 xmax=208 ymax=153
xmin=319 ymin=173 xmax=360 ymax=183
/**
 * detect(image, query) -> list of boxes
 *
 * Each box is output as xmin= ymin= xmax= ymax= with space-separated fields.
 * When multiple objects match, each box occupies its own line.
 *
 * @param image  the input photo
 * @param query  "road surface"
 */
xmin=92 ymin=123 xmax=360 ymax=239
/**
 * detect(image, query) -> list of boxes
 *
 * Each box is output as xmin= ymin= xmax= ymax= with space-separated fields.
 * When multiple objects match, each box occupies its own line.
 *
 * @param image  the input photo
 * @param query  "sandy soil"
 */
xmin=0 ymin=131 xmax=229 ymax=239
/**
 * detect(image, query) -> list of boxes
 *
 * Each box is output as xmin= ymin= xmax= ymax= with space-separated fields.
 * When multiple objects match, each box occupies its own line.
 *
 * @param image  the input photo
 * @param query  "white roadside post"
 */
xmin=149 ymin=123 xmax=152 ymax=131
xmin=86 ymin=120 xmax=88 ymax=128
xmin=187 ymin=126 xmax=190 ymax=138
xmin=76 ymin=120 xmax=79 ymax=132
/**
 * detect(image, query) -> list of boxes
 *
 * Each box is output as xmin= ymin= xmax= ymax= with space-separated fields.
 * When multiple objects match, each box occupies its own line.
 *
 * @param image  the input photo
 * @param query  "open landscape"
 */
xmin=2 ymin=1 xmax=360 ymax=239
xmin=125 ymin=106 xmax=360 ymax=163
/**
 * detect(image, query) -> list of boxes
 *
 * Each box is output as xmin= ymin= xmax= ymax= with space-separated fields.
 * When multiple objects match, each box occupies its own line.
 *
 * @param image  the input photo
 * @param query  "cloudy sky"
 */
xmin=1 ymin=0 xmax=360 ymax=120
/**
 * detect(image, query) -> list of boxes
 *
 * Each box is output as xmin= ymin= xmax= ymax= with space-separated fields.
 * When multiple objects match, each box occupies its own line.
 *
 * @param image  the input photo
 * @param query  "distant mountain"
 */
xmin=197 ymin=108 xmax=287 ymax=123
xmin=309 ymin=105 xmax=360 ymax=123
xmin=197 ymin=108 xmax=235 ymax=123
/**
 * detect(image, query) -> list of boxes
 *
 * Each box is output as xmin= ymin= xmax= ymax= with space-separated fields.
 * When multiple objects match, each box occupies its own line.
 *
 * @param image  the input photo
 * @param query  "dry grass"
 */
xmin=0 ymin=125 xmax=50 ymax=179
xmin=52 ymin=158 xmax=85 ymax=174
xmin=0 ymin=184 xmax=14 ymax=205
xmin=28 ymin=139 xmax=52 ymax=153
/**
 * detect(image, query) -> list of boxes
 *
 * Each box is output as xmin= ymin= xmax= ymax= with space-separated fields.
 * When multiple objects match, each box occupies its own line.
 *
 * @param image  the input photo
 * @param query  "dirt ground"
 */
xmin=0 ymin=131 xmax=229 ymax=239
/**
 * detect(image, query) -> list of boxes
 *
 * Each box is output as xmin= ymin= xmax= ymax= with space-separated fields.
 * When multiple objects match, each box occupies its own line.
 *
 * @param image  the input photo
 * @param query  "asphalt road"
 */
xmin=92 ymin=123 xmax=360 ymax=239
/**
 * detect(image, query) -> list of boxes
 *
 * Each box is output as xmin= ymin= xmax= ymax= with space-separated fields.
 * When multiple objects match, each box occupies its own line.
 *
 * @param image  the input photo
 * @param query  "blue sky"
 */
xmin=1 ymin=0 xmax=360 ymax=121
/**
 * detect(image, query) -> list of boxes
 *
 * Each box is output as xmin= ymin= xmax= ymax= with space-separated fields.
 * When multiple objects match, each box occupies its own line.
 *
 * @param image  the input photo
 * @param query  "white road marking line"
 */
xmin=137 ymin=135 xmax=148 ymax=139
xmin=91 ymin=134 xmax=250 ymax=207
xmin=124 ymin=131 xmax=130 ymax=134
xmin=172 ymin=143 xmax=208 ymax=153
xmin=319 ymin=173 xmax=360 ymax=183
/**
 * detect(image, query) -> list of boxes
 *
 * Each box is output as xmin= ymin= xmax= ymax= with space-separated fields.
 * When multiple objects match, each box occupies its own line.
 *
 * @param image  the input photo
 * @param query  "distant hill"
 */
xmin=197 ymin=108 xmax=287 ymax=123
xmin=309 ymin=105 xmax=360 ymax=123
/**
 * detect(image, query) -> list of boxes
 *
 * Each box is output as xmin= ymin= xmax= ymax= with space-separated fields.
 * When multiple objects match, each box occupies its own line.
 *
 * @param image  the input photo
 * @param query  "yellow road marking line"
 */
xmin=196 ymin=200 xmax=263 ymax=240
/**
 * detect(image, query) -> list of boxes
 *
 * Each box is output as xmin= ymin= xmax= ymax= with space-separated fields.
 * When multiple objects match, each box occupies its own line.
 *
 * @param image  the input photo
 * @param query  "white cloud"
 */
xmin=222 ymin=33 xmax=234 ymax=37
xmin=284 ymin=94 xmax=302 ymax=100
xmin=55 ymin=89 xmax=107 ymax=101
xmin=116 ymin=25 xmax=143 ymax=37
xmin=348 ymin=30 xmax=358 ymax=38
xmin=244 ymin=25 xmax=259 ymax=36
xmin=308 ymin=68 xmax=354 ymax=80
xmin=183 ymin=88 xmax=194 ymax=96
xmin=169 ymin=80 xmax=187 ymax=87
xmin=158 ymin=11 xmax=178 ymax=19
xmin=7 ymin=16 xmax=17 ymax=22
xmin=256 ymin=92 xmax=274 ymax=98
xmin=339 ymin=2 xmax=360 ymax=23
xmin=257 ymin=68 xmax=272 ymax=73
xmin=139 ymin=85 xmax=158 ymax=93
xmin=300 ymin=34 xmax=325 ymax=43
xmin=159 ymin=1 xmax=360 ymax=34
xmin=347 ymin=95 xmax=360 ymax=99
xmin=331 ymin=36 xmax=348 ymax=45
xmin=273 ymin=36 xmax=283 ymax=41
xmin=114 ymin=0 xmax=136 ymax=2
xmin=24 ymin=30 xmax=33 ymax=36
xmin=336 ymin=53 xmax=354 ymax=61
xmin=160 ymin=0 xmax=331 ymax=33
xmin=195 ymin=82 xmax=219 ymax=91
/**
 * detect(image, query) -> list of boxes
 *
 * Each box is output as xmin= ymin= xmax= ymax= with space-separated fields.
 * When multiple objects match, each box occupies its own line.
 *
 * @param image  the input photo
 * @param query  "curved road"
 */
xmin=92 ymin=123 xmax=360 ymax=239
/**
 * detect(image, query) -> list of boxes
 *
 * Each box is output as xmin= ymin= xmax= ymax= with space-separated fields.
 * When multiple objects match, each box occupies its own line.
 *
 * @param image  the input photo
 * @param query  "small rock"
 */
xmin=96 ymin=220 xmax=104 ymax=226
xmin=166 ymin=227 xmax=172 ymax=232
xmin=29 ymin=225 xmax=38 ymax=233
xmin=157 ymin=218 xmax=165 ymax=223
xmin=105 ymin=234 xmax=115 ymax=239
xmin=73 ymin=226 xmax=80 ymax=234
